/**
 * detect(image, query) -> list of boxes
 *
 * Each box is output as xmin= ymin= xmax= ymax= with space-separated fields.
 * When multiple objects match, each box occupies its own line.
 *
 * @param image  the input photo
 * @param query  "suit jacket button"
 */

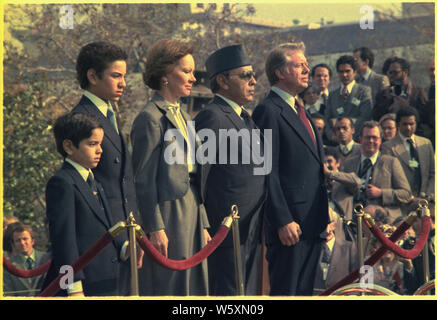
xmin=114 ymin=157 xmax=120 ymax=164
xmin=111 ymin=258 xmax=118 ymax=263
xmin=124 ymin=198 xmax=128 ymax=204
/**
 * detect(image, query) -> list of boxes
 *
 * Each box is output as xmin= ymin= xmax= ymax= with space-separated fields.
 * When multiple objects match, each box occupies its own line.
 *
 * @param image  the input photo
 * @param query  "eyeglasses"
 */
xmin=387 ymin=70 xmax=403 ymax=75
xmin=228 ymin=70 xmax=256 ymax=81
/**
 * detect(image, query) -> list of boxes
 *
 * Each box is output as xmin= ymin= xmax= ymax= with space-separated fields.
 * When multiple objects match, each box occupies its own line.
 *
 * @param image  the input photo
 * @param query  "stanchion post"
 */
xmin=230 ymin=205 xmax=244 ymax=296
xmin=354 ymin=204 xmax=365 ymax=271
xmin=354 ymin=204 xmax=365 ymax=296
xmin=418 ymin=201 xmax=431 ymax=294
xmin=126 ymin=212 xmax=139 ymax=296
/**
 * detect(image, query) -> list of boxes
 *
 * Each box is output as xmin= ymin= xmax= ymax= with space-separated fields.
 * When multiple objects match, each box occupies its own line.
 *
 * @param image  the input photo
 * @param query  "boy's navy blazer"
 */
xmin=43 ymin=162 xmax=125 ymax=296
xmin=72 ymin=95 xmax=139 ymax=230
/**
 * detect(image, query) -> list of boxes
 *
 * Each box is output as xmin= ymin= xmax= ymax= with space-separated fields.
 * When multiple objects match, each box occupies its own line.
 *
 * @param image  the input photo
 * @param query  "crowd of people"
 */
xmin=305 ymin=47 xmax=435 ymax=295
xmin=2 ymin=40 xmax=435 ymax=297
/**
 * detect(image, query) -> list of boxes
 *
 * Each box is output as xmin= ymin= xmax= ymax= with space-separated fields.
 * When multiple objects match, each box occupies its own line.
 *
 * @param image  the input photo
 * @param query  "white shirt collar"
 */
xmin=326 ymin=237 xmax=335 ymax=252
xmin=340 ymin=80 xmax=356 ymax=95
xmin=84 ymin=90 xmax=110 ymax=117
xmin=341 ymin=140 xmax=355 ymax=152
xmin=362 ymin=69 xmax=372 ymax=81
xmin=320 ymin=88 xmax=329 ymax=97
xmin=216 ymin=93 xmax=244 ymax=118
xmin=360 ymin=151 xmax=379 ymax=166
xmin=65 ymin=158 xmax=92 ymax=182
xmin=271 ymin=86 xmax=297 ymax=113
xmin=399 ymin=132 xmax=416 ymax=144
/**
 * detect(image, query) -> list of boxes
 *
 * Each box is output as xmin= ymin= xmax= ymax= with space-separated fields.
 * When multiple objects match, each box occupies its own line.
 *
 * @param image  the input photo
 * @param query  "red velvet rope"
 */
xmin=38 ymin=232 xmax=115 ymax=297
xmin=319 ymin=219 xmax=412 ymax=296
xmin=136 ymin=224 xmax=230 ymax=271
xmin=369 ymin=216 xmax=431 ymax=259
xmin=3 ymin=257 xmax=51 ymax=278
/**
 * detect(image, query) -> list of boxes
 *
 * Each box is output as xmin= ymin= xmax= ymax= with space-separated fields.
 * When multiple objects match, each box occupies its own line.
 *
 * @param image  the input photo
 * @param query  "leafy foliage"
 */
xmin=4 ymin=79 xmax=63 ymax=249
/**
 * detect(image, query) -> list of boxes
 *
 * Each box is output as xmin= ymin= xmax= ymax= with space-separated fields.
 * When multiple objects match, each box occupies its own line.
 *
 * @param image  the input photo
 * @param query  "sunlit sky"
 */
xmin=237 ymin=2 xmax=403 ymax=26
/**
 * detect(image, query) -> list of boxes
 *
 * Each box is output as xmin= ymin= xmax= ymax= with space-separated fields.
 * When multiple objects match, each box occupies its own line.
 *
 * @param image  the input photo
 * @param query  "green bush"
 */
xmin=4 ymin=81 xmax=62 ymax=250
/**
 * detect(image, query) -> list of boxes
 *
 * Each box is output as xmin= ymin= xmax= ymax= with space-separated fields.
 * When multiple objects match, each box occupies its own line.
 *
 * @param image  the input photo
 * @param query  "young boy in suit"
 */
xmin=42 ymin=113 xmax=131 ymax=296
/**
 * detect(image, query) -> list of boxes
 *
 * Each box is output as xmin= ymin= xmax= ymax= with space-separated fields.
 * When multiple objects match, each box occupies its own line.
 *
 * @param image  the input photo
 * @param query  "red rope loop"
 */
xmin=136 ymin=224 xmax=231 ymax=271
xmin=369 ymin=215 xmax=431 ymax=259
xmin=3 ymin=257 xmax=51 ymax=278
xmin=38 ymin=232 xmax=116 ymax=297
xmin=319 ymin=219 xmax=412 ymax=296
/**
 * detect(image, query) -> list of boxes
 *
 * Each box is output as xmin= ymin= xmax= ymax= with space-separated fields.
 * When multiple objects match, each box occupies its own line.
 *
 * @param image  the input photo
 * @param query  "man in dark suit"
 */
xmin=326 ymin=121 xmax=412 ymax=223
xmin=325 ymin=55 xmax=373 ymax=142
xmin=381 ymin=107 xmax=434 ymax=200
xmin=195 ymin=44 xmax=267 ymax=295
xmin=311 ymin=63 xmax=332 ymax=114
xmin=252 ymin=42 xmax=329 ymax=295
xmin=3 ymin=224 xmax=50 ymax=296
xmin=71 ymin=42 xmax=141 ymax=295
xmin=43 ymin=113 xmax=135 ymax=296
xmin=353 ymin=47 xmax=389 ymax=104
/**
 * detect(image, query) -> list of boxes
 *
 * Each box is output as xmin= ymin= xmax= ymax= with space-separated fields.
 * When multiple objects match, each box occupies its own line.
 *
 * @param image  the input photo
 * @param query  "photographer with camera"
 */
xmin=373 ymin=57 xmax=429 ymax=139
xmin=324 ymin=121 xmax=412 ymax=224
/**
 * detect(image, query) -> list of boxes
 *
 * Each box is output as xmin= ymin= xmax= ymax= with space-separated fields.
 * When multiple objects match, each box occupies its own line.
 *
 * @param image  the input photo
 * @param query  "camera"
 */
xmin=390 ymin=81 xmax=408 ymax=98
xmin=401 ymin=236 xmax=416 ymax=250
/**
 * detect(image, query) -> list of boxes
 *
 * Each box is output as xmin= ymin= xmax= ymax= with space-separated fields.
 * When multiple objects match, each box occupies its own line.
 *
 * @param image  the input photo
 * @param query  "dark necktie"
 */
xmin=87 ymin=173 xmax=97 ymax=193
xmin=107 ymin=103 xmax=119 ymax=134
xmin=359 ymin=158 xmax=372 ymax=178
xmin=341 ymin=86 xmax=349 ymax=101
xmin=407 ymin=138 xmax=422 ymax=192
xmin=87 ymin=173 xmax=104 ymax=208
xmin=295 ymin=99 xmax=317 ymax=149
xmin=321 ymin=243 xmax=331 ymax=263
xmin=26 ymin=257 xmax=33 ymax=270
xmin=322 ymin=93 xmax=328 ymax=106
xmin=241 ymin=108 xmax=256 ymax=131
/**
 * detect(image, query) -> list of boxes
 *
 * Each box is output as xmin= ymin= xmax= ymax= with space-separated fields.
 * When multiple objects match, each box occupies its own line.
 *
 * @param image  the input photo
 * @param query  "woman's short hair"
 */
xmin=143 ymin=39 xmax=194 ymax=90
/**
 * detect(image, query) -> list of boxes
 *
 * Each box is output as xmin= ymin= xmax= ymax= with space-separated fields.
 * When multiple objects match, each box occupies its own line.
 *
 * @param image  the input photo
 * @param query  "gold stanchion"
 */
xmin=230 ymin=205 xmax=244 ymax=296
xmin=126 ymin=212 xmax=139 ymax=296
xmin=354 ymin=204 xmax=365 ymax=296
xmin=418 ymin=200 xmax=431 ymax=294
xmin=354 ymin=204 xmax=365 ymax=271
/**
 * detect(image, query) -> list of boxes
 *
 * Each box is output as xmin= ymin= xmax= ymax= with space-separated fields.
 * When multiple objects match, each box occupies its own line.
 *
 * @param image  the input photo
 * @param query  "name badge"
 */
xmin=352 ymin=97 xmax=361 ymax=106
xmin=336 ymin=107 xmax=344 ymax=115
xmin=409 ymin=160 xmax=419 ymax=168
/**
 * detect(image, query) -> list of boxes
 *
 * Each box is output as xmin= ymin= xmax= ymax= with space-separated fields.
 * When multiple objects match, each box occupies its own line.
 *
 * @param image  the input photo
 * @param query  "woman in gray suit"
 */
xmin=131 ymin=39 xmax=210 ymax=296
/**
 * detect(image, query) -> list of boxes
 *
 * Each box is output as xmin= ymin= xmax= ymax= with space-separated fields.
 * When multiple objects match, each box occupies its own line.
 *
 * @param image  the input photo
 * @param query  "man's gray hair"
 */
xmin=265 ymin=42 xmax=306 ymax=86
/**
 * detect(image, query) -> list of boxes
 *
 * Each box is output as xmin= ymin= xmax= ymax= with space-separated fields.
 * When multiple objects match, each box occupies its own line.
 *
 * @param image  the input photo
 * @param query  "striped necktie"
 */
xmin=341 ymin=86 xmax=349 ymax=101
xmin=359 ymin=158 xmax=372 ymax=178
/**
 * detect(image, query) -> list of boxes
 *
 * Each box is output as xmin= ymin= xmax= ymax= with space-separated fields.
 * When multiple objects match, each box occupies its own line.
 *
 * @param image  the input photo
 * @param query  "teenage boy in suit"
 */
xmin=42 ymin=113 xmax=140 ymax=296
xmin=72 ymin=42 xmax=142 ymax=294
